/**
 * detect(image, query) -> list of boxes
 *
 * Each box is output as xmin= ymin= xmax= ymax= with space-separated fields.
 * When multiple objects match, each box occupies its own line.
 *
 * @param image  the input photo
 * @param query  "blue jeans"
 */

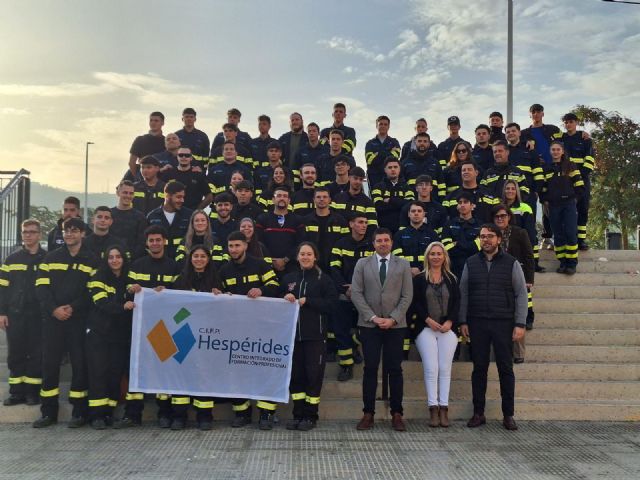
xmin=549 ymin=201 xmax=578 ymax=268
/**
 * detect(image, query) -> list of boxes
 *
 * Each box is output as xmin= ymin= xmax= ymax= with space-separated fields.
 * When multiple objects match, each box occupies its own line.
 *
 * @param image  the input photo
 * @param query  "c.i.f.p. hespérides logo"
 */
xmin=147 ymin=307 xmax=196 ymax=364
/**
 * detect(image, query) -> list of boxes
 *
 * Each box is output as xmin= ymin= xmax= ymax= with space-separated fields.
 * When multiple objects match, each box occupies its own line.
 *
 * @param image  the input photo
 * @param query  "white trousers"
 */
xmin=415 ymin=328 xmax=458 ymax=407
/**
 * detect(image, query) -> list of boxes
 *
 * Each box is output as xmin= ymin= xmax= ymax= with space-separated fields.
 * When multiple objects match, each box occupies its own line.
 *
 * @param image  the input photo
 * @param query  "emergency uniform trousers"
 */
xmin=40 ymin=315 xmax=88 ymax=419
xmin=333 ymin=300 xmax=361 ymax=367
xmin=86 ymin=331 xmax=129 ymax=420
xmin=172 ymin=396 xmax=214 ymax=423
xmin=6 ymin=309 xmax=42 ymax=397
xmin=549 ymin=200 xmax=579 ymax=269
xmin=290 ymin=340 xmax=326 ymax=420
xmin=576 ymin=170 xmax=591 ymax=246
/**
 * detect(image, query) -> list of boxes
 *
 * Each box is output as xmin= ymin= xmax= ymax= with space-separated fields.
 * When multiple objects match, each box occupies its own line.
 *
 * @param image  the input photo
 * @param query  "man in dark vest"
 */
xmin=458 ymin=223 xmax=527 ymax=431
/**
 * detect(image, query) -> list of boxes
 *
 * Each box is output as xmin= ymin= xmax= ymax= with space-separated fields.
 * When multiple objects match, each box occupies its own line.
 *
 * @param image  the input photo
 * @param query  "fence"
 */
xmin=0 ymin=170 xmax=31 ymax=261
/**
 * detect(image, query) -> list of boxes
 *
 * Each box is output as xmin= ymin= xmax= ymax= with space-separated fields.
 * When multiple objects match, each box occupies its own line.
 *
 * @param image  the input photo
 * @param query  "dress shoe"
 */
xmin=171 ymin=418 xmax=186 ymax=430
xmin=514 ymin=358 xmax=525 ymax=364
xmin=337 ymin=365 xmax=353 ymax=382
xmin=33 ymin=416 xmax=57 ymax=428
xmin=565 ymin=267 xmax=576 ymax=275
xmin=503 ymin=416 xmax=518 ymax=430
xmin=113 ymin=417 xmax=141 ymax=429
xmin=298 ymin=418 xmax=316 ymax=431
xmin=467 ymin=413 xmax=486 ymax=428
xmin=356 ymin=413 xmax=374 ymax=430
xmin=439 ymin=406 xmax=449 ymax=428
xmin=429 ymin=406 xmax=440 ymax=428
xmin=157 ymin=416 xmax=172 ymax=429
xmin=391 ymin=413 xmax=406 ymax=432
xmin=68 ymin=416 xmax=86 ymax=428
xmin=3 ymin=395 xmax=26 ymax=406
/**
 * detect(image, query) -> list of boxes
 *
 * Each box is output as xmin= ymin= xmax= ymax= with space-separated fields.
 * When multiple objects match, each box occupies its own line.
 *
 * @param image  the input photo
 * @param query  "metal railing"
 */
xmin=0 ymin=169 xmax=31 ymax=261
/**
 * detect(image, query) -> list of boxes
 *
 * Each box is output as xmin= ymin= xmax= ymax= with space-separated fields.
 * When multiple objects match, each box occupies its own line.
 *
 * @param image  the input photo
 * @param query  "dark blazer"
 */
xmin=411 ymin=273 xmax=460 ymax=337
xmin=503 ymin=225 xmax=535 ymax=284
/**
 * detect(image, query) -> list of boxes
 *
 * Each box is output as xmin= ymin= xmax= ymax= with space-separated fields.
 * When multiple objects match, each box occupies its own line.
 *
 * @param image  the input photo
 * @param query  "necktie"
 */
xmin=379 ymin=258 xmax=387 ymax=286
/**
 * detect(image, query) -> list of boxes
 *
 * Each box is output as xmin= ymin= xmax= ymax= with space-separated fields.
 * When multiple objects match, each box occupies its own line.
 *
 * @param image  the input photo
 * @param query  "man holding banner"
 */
xmin=217 ymin=231 xmax=281 ymax=429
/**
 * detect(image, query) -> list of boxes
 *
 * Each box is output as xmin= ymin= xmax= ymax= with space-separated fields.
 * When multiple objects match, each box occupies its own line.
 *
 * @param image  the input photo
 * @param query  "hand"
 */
xmin=211 ymin=288 xmax=223 ymax=295
xmin=160 ymin=165 xmax=172 ymax=172
xmin=526 ymin=283 xmax=533 ymax=289
xmin=460 ymin=324 xmax=470 ymax=339
xmin=344 ymin=285 xmax=352 ymax=299
xmin=298 ymin=297 xmax=306 ymax=306
xmin=123 ymin=301 xmax=135 ymax=311
xmin=426 ymin=317 xmax=440 ymax=332
xmin=374 ymin=317 xmax=395 ymax=329
xmin=53 ymin=306 xmax=72 ymax=321
xmin=526 ymin=140 xmax=535 ymax=150
xmin=440 ymin=320 xmax=453 ymax=333
xmin=410 ymin=267 xmax=421 ymax=277
xmin=128 ymin=284 xmax=142 ymax=294
xmin=247 ymin=288 xmax=262 ymax=299
xmin=0 ymin=315 xmax=8 ymax=330
xmin=153 ymin=286 xmax=166 ymax=292
xmin=272 ymin=258 xmax=286 ymax=271
xmin=582 ymin=131 xmax=591 ymax=140
xmin=383 ymin=198 xmax=390 ymax=203
xmin=284 ymin=293 xmax=296 ymax=303
xmin=512 ymin=326 xmax=525 ymax=341
xmin=192 ymin=166 xmax=203 ymax=173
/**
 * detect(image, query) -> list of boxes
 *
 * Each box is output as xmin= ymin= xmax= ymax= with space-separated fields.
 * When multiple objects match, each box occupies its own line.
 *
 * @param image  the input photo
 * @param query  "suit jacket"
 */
xmin=350 ymin=254 xmax=413 ymax=328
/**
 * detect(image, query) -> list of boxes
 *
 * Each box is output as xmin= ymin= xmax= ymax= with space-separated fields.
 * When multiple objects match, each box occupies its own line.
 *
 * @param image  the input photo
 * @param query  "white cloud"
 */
xmin=0 ymin=107 xmax=30 ymax=115
xmin=317 ymin=37 xmax=386 ymax=62
xmin=388 ymin=30 xmax=420 ymax=58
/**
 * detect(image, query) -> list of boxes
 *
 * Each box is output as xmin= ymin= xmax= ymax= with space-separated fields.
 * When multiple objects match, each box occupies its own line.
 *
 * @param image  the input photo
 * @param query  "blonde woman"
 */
xmin=411 ymin=241 xmax=460 ymax=428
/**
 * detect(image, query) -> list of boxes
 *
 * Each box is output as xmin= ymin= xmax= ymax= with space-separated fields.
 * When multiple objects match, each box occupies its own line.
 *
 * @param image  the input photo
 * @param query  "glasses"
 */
xmin=178 ymin=153 xmax=192 ymax=158
xmin=479 ymin=234 xmax=497 ymax=240
xmin=456 ymin=149 xmax=468 ymax=154
xmin=493 ymin=214 xmax=509 ymax=219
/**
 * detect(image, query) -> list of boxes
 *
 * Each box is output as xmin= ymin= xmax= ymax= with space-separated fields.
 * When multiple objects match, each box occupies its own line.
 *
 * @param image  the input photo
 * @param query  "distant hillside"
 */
xmin=31 ymin=182 xmax=116 ymax=209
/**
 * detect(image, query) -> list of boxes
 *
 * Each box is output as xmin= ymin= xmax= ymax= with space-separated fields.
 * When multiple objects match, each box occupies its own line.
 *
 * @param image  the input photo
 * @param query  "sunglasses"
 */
xmin=455 ymin=149 xmax=468 ymax=154
xmin=494 ymin=213 xmax=509 ymax=219
xmin=178 ymin=153 xmax=192 ymax=158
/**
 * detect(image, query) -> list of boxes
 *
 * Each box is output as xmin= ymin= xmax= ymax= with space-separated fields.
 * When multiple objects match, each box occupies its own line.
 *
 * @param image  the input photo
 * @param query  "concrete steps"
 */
xmin=1 ymin=249 xmax=639 ymax=422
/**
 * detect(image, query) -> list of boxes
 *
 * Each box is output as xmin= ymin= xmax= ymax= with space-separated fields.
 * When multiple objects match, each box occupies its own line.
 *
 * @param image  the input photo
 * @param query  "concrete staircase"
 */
xmin=1 ymin=249 xmax=639 ymax=423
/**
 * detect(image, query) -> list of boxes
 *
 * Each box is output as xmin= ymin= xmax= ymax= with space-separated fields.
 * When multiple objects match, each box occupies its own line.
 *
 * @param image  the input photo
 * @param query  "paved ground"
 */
xmin=0 ymin=420 xmax=637 ymax=479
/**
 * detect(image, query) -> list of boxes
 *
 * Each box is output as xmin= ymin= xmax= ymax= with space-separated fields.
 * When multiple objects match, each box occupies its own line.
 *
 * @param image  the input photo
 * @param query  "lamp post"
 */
xmin=84 ymin=141 xmax=94 ymax=224
xmin=507 ymin=0 xmax=513 ymax=123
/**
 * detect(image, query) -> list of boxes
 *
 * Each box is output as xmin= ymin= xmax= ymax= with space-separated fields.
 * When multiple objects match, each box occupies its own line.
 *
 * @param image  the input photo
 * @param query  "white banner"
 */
xmin=129 ymin=288 xmax=299 ymax=403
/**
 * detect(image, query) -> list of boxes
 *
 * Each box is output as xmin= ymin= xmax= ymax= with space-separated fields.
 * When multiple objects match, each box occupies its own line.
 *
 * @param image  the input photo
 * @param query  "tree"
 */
xmin=29 ymin=205 xmax=60 ymax=234
xmin=572 ymin=106 xmax=640 ymax=249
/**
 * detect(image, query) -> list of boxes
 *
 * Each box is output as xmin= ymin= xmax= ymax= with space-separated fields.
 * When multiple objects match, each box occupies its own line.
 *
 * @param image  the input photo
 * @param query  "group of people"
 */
xmin=0 ymin=102 xmax=592 ymax=433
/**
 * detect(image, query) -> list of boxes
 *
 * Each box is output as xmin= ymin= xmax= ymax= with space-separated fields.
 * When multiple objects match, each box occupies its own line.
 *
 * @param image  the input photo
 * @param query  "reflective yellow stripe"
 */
xmin=305 ymin=396 xmax=320 ymax=405
xmin=87 ymin=281 xmax=115 ymax=293
xmin=0 ymin=279 xmax=8 ymax=287
xmin=337 ymin=349 xmax=352 ymax=356
xmin=7 ymin=264 xmax=28 ymax=271
xmin=193 ymin=399 xmax=214 ymax=409
xmin=92 ymin=292 xmax=108 ymax=302
xmin=35 ymin=278 xmax=50 ymax=286
xmin=8 ymin=376 xmax=24 ymax=384
xmin=256 ymin=401 xmax=277 ymax=411
xmin=69 ymin=390 xmax=88 ymax=399
xmin=291 ymin=392 xmax=306 ymax=401
xmin=171 ymin=396 xmax=191 ymax=405
xmin=23 ymin=376 xmax=42 ymax=385
xmin=89 ymin=398 xmax=110 ymax=407
xmin=108 ymin=399 xmax=118 ymax=407
xmin=245 ymin=274 xmax=259 ymax=282
xmin=77 ymin=264 xmax=94 ymax=274
xmin=339 ymin=358 xmax=354 ymax=365
xmin=48 ymin=263 xmax=69 ymax=270
xmin=156 ymin=394 xmax=170 ymax=401
xmin=232 ymin=401 xmax=251 ymax=412
xmin=225 ymin=278 xmax=237 ymax=286
xmin=306 ymin=225 xmax=319 ymax=232
xmin=40 ymin=387 xmax=60 ymax=397
xmin=126 ymin=393 xmax=144 ymax=401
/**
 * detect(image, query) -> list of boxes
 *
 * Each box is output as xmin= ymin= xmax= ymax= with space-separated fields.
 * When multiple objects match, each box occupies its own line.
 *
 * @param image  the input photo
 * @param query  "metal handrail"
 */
xmin=0 ymin=169 xmax=30 ymax=202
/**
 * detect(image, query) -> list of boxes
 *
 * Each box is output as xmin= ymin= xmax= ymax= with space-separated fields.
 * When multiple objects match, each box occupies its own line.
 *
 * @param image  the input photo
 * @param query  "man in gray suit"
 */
xmin=350 ymin=227 xmax=413 ymax=431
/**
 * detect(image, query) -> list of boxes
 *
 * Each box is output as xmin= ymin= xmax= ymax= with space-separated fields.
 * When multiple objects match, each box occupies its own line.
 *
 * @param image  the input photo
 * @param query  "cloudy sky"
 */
xmin=1 ymin=0 xmax=638 ymax=195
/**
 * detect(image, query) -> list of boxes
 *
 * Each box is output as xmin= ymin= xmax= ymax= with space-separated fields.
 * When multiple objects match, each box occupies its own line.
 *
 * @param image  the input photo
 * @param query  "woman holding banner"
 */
xmin=86 ymin=245 xmax=135 ymax=430
xmin=282 ymin=242 xmax=338 ymax=431
xmin=170 ymin=245 xmax=223 ymax=430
